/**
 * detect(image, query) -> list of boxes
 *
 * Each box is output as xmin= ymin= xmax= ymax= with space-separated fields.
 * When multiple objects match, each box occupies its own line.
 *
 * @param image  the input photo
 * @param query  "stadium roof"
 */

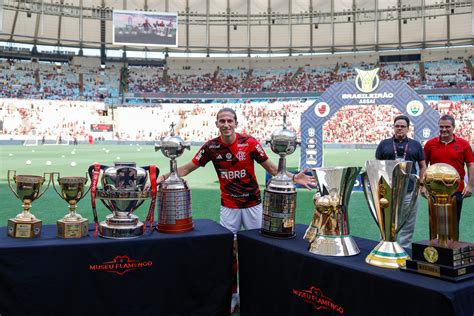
xmin=0 ymin=0 xmax=472 ymax=55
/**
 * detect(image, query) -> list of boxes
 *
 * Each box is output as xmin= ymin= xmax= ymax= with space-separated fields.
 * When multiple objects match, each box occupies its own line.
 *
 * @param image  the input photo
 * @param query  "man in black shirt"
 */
xmin=375 ymin=115 xmax=426 ymax=249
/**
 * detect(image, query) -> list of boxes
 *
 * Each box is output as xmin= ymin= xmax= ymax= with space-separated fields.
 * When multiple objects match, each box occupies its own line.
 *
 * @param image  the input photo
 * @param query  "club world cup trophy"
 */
xmin=52 ymin=173 xmax=90 ymax=238
xmin=404 ymin=163 xmax=474 ymax=281
xmin=304 ymin=167 xmax=361 ymax=256
xmin=362 ymin=160 xmax=419 ymax=268
xmin=155 ymin=123 xmax=193 ymax=233
xmin=88 ymin=162 xmax=159 ymax=239
xmin=261 ymin=114 xmax=299 ymax=238
xmin=7 ymin=170 xmax=51 ymax=238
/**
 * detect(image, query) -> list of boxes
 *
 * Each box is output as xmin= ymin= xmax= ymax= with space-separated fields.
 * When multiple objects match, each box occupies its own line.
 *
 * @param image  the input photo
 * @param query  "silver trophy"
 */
xmin=304 ymin=167 xmax=361 ymax=256
xmin=261 ymin=114 xmax=299 ymax=238
xmin=88 ymin=162 xmax=159 ymax=239
xmin=155 ymin=123 xmax=193 ymax=233
xmin=361 ymin=160 xmax=420 ymax=268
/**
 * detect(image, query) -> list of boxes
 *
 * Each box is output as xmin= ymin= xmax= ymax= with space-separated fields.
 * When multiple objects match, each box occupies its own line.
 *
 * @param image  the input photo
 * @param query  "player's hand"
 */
xmin=462 ymin=183 xmax=473 ymax=198
xmin=293 ymin=168 xmax=317 ymax=190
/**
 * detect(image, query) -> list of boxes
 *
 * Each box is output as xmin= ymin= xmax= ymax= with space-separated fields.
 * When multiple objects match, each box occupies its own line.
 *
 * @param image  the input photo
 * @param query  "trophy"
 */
xmin=261 ymin=114 xmax=299 ymax=238
xmin=155 ymin=123 xmax=193 ymax=233
xmin=361 ymin=160 xmax=419 ymax=268
xmin=52 ymin=173 xmax=90 ymax=238
xmin=404 ymin=163 xmax=474 ymax=281
xmin=88 ymin=162 xmax=159 ymax=239
xmin=7 ymin=170 xmax=51 ymax=238
xmin=304 ymin=167 xmax=361 ymax=256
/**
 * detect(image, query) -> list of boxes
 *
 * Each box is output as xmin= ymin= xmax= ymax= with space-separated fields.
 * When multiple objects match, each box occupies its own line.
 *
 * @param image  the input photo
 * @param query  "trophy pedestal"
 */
xmin=157 ymin=219 xmax=193 ymax=233
xmin=261 ymin=190 xmax=297 ymax=239
xmin=309 ymin=235 xmax=360 ymax=256
xmin=57 ymin=218 xmax=89 ymax=238
xmin=365 ymin=241 xmax=410 ymax=269
xmin=7 ymin=218 xmax=42 ymax=238
xmin=157 ymin=188 xmax=193 ymax=233
xmin=402 ymin=240 xmax=474 ymax=282
xmin=99 ymin=214 xmax=144 ymax=239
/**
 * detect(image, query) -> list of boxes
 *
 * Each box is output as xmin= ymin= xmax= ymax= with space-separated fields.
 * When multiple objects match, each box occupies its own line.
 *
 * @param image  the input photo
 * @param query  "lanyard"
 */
xmin=392 ymin=138 xmax=409 ymax=160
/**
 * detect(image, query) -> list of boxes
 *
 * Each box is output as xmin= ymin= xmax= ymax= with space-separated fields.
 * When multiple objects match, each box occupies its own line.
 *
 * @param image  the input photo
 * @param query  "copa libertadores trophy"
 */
xmin=7 ymin=170 xmax=51 ymax=238
xmin=361 ymin=160 xmax=419 ymax=268
xmin=261 ymin=114 xmax=299 ymax=238
xmin=88 ymin=162 xmax=158 ymax=239
xmin=155 ymin=123 xmax=193 ymax=233
xmin=52 ymin=173 xmax=89 ymax=238
xmin=404 ymin=163 xmax=474 ymax=281
xmin=304 ymin=167 xmax=361 ymax=256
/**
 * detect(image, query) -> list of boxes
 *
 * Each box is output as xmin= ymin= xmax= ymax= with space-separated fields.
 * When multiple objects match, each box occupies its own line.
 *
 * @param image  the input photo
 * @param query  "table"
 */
xmin=0 ymin=219 xmax=234 ymax=316
xmin=238 ymin=224 xmax=474 ymax=316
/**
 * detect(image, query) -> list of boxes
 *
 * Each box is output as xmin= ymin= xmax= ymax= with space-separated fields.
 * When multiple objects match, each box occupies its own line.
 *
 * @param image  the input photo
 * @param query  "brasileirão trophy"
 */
xmin=7 ymin=170 xmax=51 ymax=238
xmin=88 ymin=162 xmax=158 ymax=239
xmin=52 ymin=173 xmax=89 ymax=238
xmin=304 ymin=167 xmax=361 ymax=256
xmin=155 ymin=123 xmax=193 ymax=233
xmin=404 ymin=163 xmax=474 ymax=281
xmin=261 ymin=114 xmax=299 ymax=238
xmin=362 ymin=160 xmax=419 ymax=268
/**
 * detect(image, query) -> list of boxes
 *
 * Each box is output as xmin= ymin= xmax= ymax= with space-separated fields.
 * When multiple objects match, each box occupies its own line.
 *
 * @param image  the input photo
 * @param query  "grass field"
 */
xmin=1 ymin=144 xmax=473 ymax=243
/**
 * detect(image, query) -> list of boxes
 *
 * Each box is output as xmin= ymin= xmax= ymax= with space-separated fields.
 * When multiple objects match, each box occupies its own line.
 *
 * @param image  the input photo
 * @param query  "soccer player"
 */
xmin=375 ymin=115 xmax=426 ymax=249
xmin=157 ymin=107 xmax=315 ymax=314
xmin=424 ymin=114 xmax=474 ymax=222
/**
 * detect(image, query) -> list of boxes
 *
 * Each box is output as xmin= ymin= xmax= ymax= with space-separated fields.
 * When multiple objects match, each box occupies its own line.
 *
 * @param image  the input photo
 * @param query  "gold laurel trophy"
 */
xmin=304 ymin=167 xmax=361 ymax=256
xmin=52 ymin=173 xmax=90 ymax=238
xmin=404 ymin=163 xmax=474 ymax=281
xmin=361 ymin=160 xmax=420 ymax=268
xmin=261 ymin=114 xmax=299 ymax=238
xmin=7 ymin=170 xmax=51 ymax=238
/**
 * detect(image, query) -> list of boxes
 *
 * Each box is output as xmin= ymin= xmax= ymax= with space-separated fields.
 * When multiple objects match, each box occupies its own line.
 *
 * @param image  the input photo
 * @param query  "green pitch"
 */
xmin=1 ymin=144 xmax=473 ymax=242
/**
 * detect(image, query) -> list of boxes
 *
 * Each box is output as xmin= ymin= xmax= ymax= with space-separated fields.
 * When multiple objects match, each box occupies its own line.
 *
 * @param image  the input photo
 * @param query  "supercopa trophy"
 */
xmin=404 ymin=163 xmax=474 ymax=281
xmin=88 ymin=162 xmax=158 ymax=239
xmin=361 ymin=160 xmax=419 ymax=268
xmin=52 ymin=173 xmax=89 ymax=238
xmin=7 ymin=170 xmax=51 ymax=238
xmin=304 ymin=167 xmax=361 ymax=256
xmin=261 ymin=114 xmax=299 ymax=238
xmin=155 ymin=123 xmax=193 ymax=233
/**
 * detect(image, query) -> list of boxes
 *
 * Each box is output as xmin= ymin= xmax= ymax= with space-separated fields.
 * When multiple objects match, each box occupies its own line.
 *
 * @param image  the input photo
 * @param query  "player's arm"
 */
xmin=462 ymin=162 xmax=474 ymax=198
xmin=260 ymin=160 xmax=316 ymax=190
xmin=157 ymin=161 xmax=200 ymax=183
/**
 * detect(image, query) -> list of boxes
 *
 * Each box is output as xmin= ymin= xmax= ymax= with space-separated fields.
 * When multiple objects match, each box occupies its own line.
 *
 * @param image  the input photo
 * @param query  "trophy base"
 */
xmin=99 ymin=221 xmax=144 ymax=239
xmin=309 ymin=235 xmax=360 ymax=256
xmin=402 ymin=260 xmax=474 ymax=282
xmin=366 ymin=241 xmax=410 ymax=269
xmin=57 ymin=218 xmax=89 ymax=238
xmin=157 ymin=218 xmax=193 ymax=233
xmin=7 ymin=218 xmax=42 ymax=238
xmin=411 ymin=240 xmax=474 ymax=267
xmin=260 ymin=230 xmax=296 ymax=239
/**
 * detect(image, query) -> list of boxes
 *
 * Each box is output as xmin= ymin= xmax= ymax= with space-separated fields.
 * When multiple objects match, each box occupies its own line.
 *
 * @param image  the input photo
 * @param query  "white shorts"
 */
xmin=220 ymin=204 xmax=263 ymax=236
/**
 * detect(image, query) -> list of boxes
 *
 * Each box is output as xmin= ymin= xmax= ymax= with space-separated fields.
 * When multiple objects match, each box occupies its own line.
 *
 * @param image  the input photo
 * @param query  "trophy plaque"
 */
xmin=88 ymin=162 xmax=159 ymax=239
xmin=7 ymin=170 xmax=51 ymax=238
xmin=155 ymin=123 xmax=193 ymax=233
xmin=361 ymin=160 xmax=419 ymax=268
xmin=404 ymin=163 xmax=474 ymax=281
xmin=304 ymin=167 xmax=361 ymax=256
xmin=261 ymin=114 xmax=299 ymax=238
xmin=52 ymin=173 xmax=90 ymax=238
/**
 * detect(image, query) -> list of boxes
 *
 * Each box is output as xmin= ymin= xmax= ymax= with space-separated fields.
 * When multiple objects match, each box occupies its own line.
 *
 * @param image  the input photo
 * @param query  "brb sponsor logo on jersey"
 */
xmin=220 ymin=169 xmax=247 ymax=180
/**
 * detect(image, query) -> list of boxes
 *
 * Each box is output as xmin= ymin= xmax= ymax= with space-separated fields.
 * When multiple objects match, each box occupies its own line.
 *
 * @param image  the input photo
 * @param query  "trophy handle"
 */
xmin=83 ymin=173 xmax=92 ymax=197
xmin=36 ymin=173 xmax=52 ymax=199
xmin=51 ymin=172 xmax=62 ymax=198
xmin=361 ymin=172 xmax=379 ymax=226
xmin=7 ymin=170 xmax=20 ymax=199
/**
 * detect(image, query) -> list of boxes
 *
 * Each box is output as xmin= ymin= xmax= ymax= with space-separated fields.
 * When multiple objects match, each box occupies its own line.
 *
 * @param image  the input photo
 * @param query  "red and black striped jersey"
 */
xmin=192 ymin=133 xmax=269 ymax=208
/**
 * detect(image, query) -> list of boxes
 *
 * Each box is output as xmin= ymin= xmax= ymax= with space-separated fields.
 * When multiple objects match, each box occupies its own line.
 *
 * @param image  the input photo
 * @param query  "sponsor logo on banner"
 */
xmin=422 ymin=128 xmax=431 ymax=138
xmin=407 ymin=100 xmax=424 ymax=116
xmin=314 ymin=102 xmax=330 ymax=117
xmin=89 ymin=255 xmax=153 ymax=276
xmin=292 ymin=285 xmax=344 ymax=314
xmin=355 ymin=68 xmax=380 ymax=93
xmin=308 ymin=128 xmax=316 ymax=137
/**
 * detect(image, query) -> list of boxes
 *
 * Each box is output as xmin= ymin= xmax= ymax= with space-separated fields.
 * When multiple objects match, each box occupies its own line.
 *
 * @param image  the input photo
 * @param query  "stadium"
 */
xmin=0 ymin=0 xmax=473 ymax=315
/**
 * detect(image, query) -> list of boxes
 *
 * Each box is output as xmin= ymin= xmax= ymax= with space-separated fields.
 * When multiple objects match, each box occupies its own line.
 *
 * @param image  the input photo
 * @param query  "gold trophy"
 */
xmin=7 ymin=170 xmax=51 ymax=238
xmin=404 ymin=163 xmax=474 ymax=281
xmin=52 ymin=173 xmax=90 ymax=238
